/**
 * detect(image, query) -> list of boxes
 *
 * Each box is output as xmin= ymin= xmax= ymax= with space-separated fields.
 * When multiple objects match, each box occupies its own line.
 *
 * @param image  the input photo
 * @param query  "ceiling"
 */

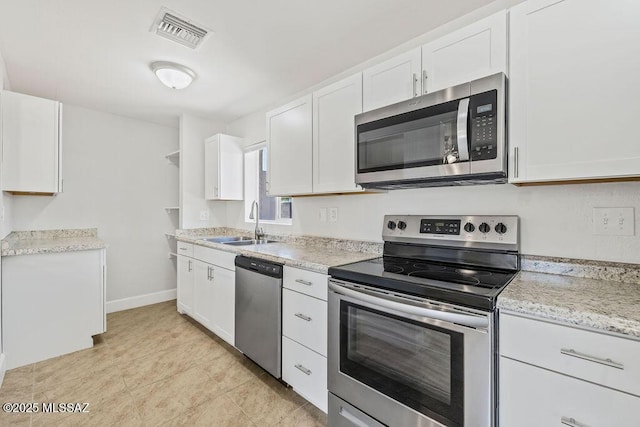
xmin=0 ymin=0 xmax=495 ymax=127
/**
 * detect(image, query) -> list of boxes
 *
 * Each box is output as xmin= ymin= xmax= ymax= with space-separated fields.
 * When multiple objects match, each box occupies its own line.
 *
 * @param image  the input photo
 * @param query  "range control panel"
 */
xmin=383 ymin=215 xmax=518 ymax=248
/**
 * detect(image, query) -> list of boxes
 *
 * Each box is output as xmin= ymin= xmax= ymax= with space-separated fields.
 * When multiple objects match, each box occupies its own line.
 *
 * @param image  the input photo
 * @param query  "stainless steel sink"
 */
xmin=202 ymin=236 xmax=254 ymax=244
xmin=224 ymin=239 xmax=276 ymax=246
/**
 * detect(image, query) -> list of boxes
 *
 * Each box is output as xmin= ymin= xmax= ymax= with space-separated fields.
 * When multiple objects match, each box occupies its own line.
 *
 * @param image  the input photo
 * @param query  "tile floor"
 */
xmin=0 ymin=300 xmax=327 ymax=426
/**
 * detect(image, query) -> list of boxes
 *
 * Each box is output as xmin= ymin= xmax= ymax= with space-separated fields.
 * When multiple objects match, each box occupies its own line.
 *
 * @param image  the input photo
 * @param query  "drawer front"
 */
xmin=193 ymin=245 xmax=236 ymax=270
xmin=282 ymin=289 xmax=327 ymax=356
xmin=500 ymin=313 xmax=640 ymax=396
xmin=500 ymin=357 xmax=640 ymax=427
xmin=283 ymin=266 xmax=328 ymax=301
xmin=176 ymin=242 xmax=193 ymax=257
xmin=282 ymin=336 xmax=328 ymax=413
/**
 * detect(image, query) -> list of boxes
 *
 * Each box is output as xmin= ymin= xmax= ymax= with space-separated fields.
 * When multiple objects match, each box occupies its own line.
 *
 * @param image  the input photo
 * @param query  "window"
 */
xmin=244 ymin=144 xmax=292 ymax=225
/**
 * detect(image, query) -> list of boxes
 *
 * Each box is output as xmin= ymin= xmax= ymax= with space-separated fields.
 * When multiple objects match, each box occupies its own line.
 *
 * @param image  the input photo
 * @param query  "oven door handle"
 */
xmin=329 ymin=282 xmax=488 ymax=329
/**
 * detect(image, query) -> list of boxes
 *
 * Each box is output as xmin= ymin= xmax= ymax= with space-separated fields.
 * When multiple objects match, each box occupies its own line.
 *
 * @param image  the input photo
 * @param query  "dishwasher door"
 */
xmin=234 ymin=256 xmax=283 ymax=378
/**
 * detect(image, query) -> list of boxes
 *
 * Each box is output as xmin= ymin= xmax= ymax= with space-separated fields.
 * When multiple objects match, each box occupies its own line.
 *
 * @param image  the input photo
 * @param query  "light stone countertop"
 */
xmin=498 ymin=264 xmax=640 ymax=339
xmin=2 ymin=229 xmax=107 ymax=257
xmin=175 ymin=228 xmax=382 ymax=274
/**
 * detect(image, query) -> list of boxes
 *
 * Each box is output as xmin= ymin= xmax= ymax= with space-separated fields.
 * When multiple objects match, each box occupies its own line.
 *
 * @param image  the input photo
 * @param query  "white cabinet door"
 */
xmin=500 ymin=357 xmax=640 ymax=427
xmin=422 ymin=11 xmax=507 ymax=94
xmin=509 ymin=0 xmax=640 ymax=183
xmin=312 ymin=73 xmax=363 ymax=194
xmin=177 ymin=255 xmax=195 ymax=316
xmin=282 ymin=289 xmax=327 ymax=356
xmin=266 ymin=94 xmax=313 ymax=196
xmin=282 ymin=336 xmax=328 ymax=413
xmin=362 ymin=48 xmax=421 ymax=111
xmin=1 ymin=90 xmax=62 ymax=193
xmin=211 ymin=266 xmax=235 ymax=346
xmin=193 ymin=260 xmax=214 ymax=330
xmin=204 ymin=134 xmax=244 ymax=200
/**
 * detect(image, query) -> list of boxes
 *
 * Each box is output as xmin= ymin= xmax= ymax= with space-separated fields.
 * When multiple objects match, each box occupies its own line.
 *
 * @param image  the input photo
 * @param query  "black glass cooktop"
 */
xmin=328 ymin=256 xmax=517 ymax=310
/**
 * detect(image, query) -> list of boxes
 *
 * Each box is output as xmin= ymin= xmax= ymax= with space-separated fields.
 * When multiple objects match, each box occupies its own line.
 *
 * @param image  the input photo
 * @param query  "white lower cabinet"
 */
xmin=282 ymin=336 xmax=328 ymax=413
xmin=499 ymin=313 xmax=640 ymax=426
xmin=2 ymin=249 xmax=106 ymax=369
xmin=282 ymin=266 xmax=329 ymax=413
xmin=176 ymin=243 xmax=235 ymax=346
xmin=501 ymin=357 xmax=639 ymax=427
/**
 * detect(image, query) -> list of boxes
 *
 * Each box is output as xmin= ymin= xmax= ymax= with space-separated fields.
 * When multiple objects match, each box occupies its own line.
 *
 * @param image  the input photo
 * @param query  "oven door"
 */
xmin=328 ymin=280 xmax=494 ymax=427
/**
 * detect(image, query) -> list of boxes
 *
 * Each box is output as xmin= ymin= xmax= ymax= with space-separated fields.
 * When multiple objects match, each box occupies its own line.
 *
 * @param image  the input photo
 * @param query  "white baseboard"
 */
xmin=0 ymin=353 xmax=6 ymax=387
xmin=106 ymin=289 xmax=176 ymax=314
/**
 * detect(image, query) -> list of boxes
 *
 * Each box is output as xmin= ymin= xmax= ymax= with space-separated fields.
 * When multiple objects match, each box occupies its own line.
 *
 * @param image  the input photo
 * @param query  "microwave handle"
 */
xmin=456 ymin=98 xmax=470 ymax=161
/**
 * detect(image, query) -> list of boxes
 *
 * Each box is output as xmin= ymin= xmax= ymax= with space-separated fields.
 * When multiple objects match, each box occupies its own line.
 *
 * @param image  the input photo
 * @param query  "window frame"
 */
xmin=244 ymin=142 xmax=293 ymax=226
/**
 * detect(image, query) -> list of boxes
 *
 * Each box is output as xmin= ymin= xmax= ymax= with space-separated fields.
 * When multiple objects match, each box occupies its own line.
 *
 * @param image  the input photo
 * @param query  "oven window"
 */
xmin=340 ymin=301 xmax=464 ymax=426
xmin=357 ymin=99 xmax=465 ymax=173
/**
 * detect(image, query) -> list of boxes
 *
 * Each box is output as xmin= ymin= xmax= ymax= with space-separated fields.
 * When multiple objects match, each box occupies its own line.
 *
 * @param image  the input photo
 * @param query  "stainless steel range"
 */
xmin=327 ymin=215 xmax=519 ymax=427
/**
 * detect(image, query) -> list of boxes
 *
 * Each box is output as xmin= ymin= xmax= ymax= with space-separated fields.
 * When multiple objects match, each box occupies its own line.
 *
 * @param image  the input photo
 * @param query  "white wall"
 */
xmin=225 ymin=0 xmax=640 ymax=265
xmin=179 ymin=114 xmax=228 ymax=229
xmin=0 ymin=48 xmax=13 ymax=240
xmin=11 ymin=105 xmax=179 ymax=302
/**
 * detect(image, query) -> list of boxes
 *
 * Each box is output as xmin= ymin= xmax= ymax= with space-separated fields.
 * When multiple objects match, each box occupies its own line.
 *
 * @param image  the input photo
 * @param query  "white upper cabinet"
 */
xmin=422 ymin=11 xmax=507 ymax=93
xmin=509 ymin=0 xmax=640 ymax=183
xmin=266 ymin=94 xmax=313 ymax=196
xmin=204 ymin=133 xmax=243 ymax=200
xmin=1 ymin=90 xmax=62 ymax=194
xmin=313 ymin=73 xmax=363 ymax=194
xmin=362 ymin=48 xmax=422 ymax=112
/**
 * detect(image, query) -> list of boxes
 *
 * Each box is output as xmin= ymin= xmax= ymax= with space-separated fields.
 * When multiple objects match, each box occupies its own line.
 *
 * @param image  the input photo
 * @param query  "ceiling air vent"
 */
xmin=150 ymin=7 xmax=211 ymax=49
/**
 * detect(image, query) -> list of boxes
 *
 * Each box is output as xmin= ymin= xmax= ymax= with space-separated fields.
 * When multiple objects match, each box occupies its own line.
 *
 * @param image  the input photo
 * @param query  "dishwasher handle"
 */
xmin=235 ymin=255 xmax=283 ymax=279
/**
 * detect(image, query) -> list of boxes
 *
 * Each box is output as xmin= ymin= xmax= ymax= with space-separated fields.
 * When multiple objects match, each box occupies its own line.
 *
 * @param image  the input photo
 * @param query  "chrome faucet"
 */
xmin=249 ymin=200 xmax=265 ymax=241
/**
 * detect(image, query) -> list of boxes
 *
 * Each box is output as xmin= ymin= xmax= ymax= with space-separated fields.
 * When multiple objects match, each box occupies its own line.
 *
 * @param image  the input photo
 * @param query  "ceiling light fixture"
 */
xmin=151 ymin=61 xmax=196 ymax=89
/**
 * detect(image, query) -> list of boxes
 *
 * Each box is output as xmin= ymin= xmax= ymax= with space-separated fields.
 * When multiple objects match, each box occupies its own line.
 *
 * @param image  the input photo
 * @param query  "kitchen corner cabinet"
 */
xmin=509 ymin=0 xmax=640 ymax=184
xmin=176 ymin=243 xmax=235 ymax=346
xmin=204 ymin=134 xmax=244 ymax=200
xmin=499 ymin=313 xmax=640 ymax=426
xmin=267 ymin=74 xmax=364 ymax=197
xmin=1 ymin=90 xmax=63 ymax=194
xmin=422 ymin=10 xmax=507 ymax=94
xmin=362 ymin=48 xmax=422 ymax=112
xmin=312 ymin=73 xmax=363 ymax=194
xmin=2 ymin=249 xmax=106 ymax=369
xmin=266 ymin=94 xmax=313 ymax=196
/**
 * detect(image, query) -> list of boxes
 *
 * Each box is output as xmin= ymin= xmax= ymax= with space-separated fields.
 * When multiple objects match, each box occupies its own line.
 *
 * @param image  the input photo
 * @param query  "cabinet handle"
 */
xmin=560 ymin=348 xmax=624 ymax=370
xmin=412 ymin=73 xmax=418 ymax=97
xmin=188 ymin=260 xmax=192 ymax=272
xmin=294 ymin=364 xmax=312 ymax=375
xmin=422 ymin=70 xmax=428 ymax=94
xmin=295 ymin=279 xmax=313 ymax=286
xmin=561 ymin=416 xmax=590 ymax=427
xmin=179 ymin=247 xmax=188 ymax=251
xmin=294 ymin=313 xmax=312 ymax=322
xmin=513 ymin=147 xmax=519 ymax=178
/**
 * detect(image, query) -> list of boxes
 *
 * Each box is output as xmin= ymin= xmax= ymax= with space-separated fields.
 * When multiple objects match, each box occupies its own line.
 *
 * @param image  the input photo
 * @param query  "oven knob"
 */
xmin=464 ymin=222 xmax=475 ymax=233
xmin=479 ymin=222 xmax=490 ymax=233
xmin=387 ymin=220 xmax=397 ymax=230
xmin=397 ymin=221 xmax=407 ymax=230
xmin=495 ymin=223 xmax=507 ymax=234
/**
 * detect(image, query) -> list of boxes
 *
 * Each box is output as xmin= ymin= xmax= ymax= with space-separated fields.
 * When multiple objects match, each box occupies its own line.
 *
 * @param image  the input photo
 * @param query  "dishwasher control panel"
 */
xmin=235 ymin=255 xmax=283 ymax=278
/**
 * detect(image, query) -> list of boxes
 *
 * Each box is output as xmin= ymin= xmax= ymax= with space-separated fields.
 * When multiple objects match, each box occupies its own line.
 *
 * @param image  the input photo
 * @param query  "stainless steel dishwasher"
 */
xmin=234 ymin=255 xmax=283 ymax=378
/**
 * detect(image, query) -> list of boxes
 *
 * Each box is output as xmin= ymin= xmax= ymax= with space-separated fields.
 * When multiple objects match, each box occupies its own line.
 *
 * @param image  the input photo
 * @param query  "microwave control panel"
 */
xmin=469 ymin=90 xmax=498 ymax=161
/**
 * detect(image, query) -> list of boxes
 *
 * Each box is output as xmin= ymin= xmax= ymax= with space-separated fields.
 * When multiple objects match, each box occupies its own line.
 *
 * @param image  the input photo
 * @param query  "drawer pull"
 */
xmin=294 ymin=364 xmax=312 ymax=375
xmin=179 ymin=247 xmax=188 ymax=251
xmin=560 ymin=348 xmax=624 ymax=370
xmin=561 ymin=416 xmax=590 ymax=427
xmin=295 ymin=279 xmax=313 ymax=286
xmin=294 ymin=313 xmax=312 ymax=322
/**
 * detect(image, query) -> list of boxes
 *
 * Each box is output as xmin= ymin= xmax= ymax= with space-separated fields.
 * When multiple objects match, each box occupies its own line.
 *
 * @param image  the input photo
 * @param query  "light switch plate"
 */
xmin=199 ymin=210 xmax=210 ymax=221
xmin=329 ymin=207 xmax=338 ymax=223
xmin=593 ymin=207 xmax=635 ymax=236
xmin=319 ymin=208 xmax=327 ymax=222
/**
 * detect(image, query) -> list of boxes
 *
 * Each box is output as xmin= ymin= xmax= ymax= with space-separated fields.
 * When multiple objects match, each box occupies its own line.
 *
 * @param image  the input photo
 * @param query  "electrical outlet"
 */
xmin=329 ymin=207 xmax=338 ymax=222
xmin=593 ymin=207 xmax=634 ymax=236
xmin=199 ymin=210 xmax=210 ymax=221
xmin=319 ymin=208 xmax=327 ymax=222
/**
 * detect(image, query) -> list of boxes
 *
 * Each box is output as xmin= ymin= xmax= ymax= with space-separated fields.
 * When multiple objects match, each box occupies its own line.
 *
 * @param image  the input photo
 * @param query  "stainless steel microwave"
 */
xmin=355 ymin=73 xmax=507 ymax=189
